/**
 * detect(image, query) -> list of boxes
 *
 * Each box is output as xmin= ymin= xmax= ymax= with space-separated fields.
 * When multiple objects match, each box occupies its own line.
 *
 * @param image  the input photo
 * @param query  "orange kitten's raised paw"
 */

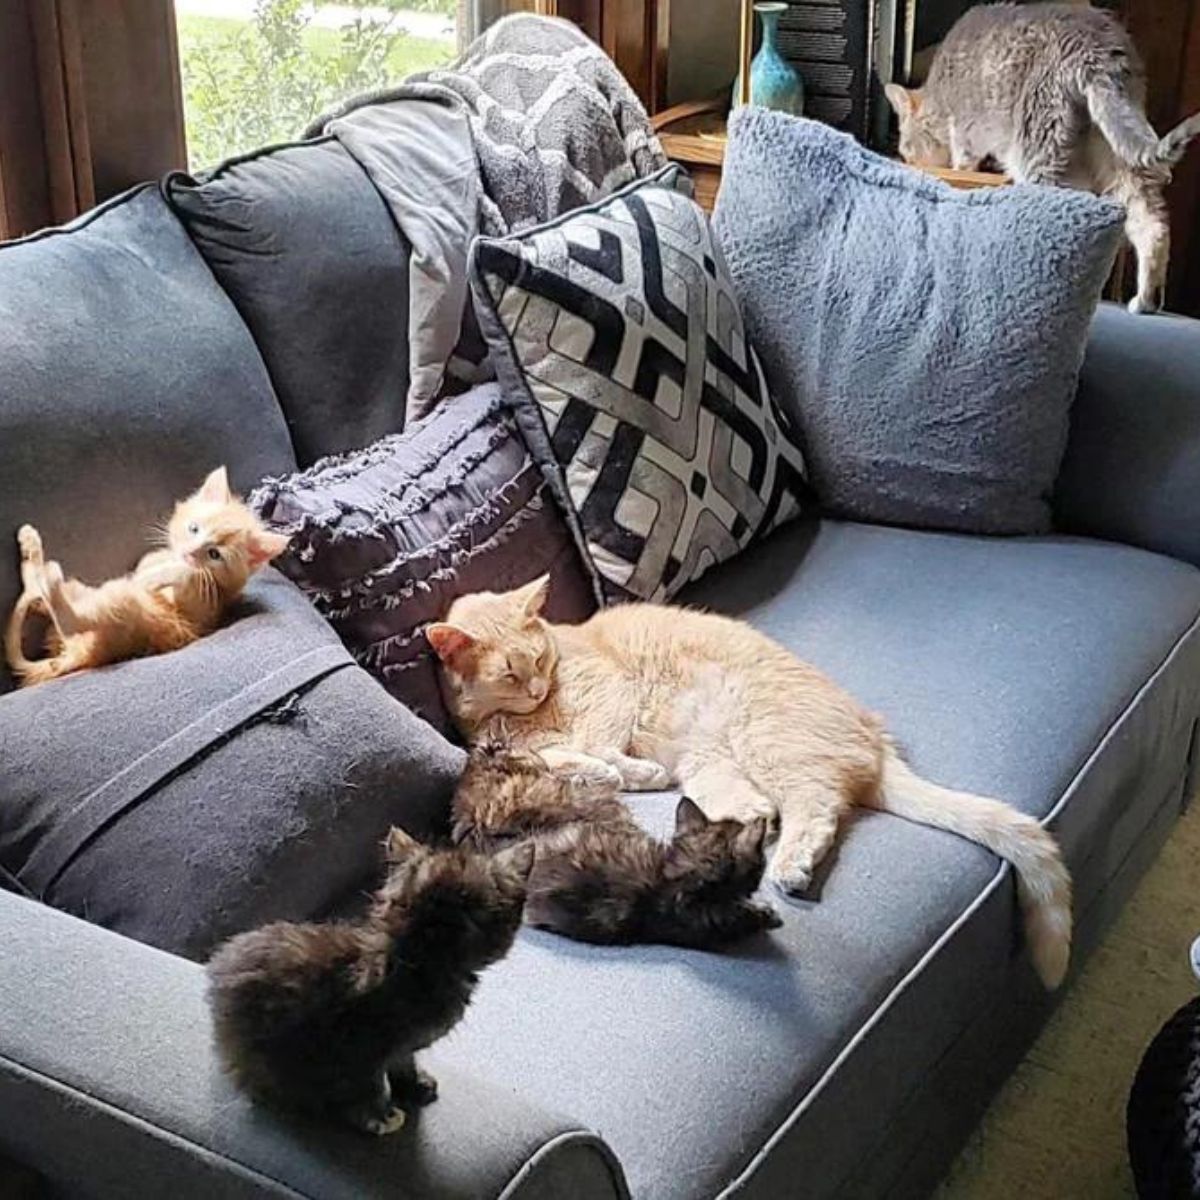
xmin=17 ymin=524 xmax=43 ymax=564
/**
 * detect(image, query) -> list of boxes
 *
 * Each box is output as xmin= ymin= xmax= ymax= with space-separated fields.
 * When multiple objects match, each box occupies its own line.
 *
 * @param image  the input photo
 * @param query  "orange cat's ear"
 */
xmin=426 ymin=622 xmax=476 ymax=667
xmin=198 ymin=466 xmax=232 ymax=505
xmin=515 ymin=574 xmax=550 ymax=620
xmin=247 ymin=529 xmax=290 ymax=569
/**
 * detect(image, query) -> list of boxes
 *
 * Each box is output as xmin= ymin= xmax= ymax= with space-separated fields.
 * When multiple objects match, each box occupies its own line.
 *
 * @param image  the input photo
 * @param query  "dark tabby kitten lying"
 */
xmin=453 ymin=741 xmax=780 ymax=949
xmin=206 ymin=828 xmax=532 ymax=1135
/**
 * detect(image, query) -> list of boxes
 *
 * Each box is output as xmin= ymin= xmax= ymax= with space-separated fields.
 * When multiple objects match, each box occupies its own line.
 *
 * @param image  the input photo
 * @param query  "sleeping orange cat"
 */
xmin=428 ymin=576 xmax=1073 ymax=989
xmin=5 ymin=466 xmax=289 ymax=686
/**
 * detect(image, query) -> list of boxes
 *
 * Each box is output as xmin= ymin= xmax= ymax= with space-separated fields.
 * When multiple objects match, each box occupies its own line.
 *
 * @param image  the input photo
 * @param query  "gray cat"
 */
xmin=886 ymin=3 xmax=1200 ymax=313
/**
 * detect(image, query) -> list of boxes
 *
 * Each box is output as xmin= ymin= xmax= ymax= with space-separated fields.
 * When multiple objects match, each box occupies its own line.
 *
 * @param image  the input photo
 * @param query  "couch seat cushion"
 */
xmin=0 ymin=570 xmax=463 ymax=960
xmin=424 ymin=519 xmax=1200 ymax=1200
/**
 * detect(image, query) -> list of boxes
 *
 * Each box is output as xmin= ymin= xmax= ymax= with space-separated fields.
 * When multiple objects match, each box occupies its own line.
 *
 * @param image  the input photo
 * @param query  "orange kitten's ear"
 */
xmin=426 ymin=622 xmax=476 ymax=667
xmin=515 ymin=574 xmax=550 ymax=620
xmin=198 ymin=466 xmax=232 ymax=505
xmin=247 ymin=529 xmax=290 ymax=569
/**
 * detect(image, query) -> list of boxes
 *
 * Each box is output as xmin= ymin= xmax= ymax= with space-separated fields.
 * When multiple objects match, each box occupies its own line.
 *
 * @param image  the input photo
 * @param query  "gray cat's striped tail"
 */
xmin=1088 ymin=77 xmax=1200 ymax=168
xmin=1158 ymin=110 xmax=1200 ymax=166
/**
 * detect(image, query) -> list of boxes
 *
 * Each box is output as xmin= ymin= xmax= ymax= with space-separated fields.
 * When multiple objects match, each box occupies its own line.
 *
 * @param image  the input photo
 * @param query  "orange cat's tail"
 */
xmin=4 ymin=593 xmax=41 ymax=684
xmin=870 ymin=745 xmax=1072 ymax=990
xmin=4 ymin=595 xmax=73 ymax=687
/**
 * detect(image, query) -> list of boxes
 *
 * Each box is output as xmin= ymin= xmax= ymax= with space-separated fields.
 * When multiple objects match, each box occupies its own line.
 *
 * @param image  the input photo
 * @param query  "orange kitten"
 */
xmin=5 ymin=467 xmax=289 ymax=687
xmin=427 ymin=577 xmax=1073 ymax=989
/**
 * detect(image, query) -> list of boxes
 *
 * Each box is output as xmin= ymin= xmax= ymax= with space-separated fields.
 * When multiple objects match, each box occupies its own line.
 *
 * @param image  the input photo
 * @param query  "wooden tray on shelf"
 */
xmin=651 ymin=98 xmax=1009 ymax=212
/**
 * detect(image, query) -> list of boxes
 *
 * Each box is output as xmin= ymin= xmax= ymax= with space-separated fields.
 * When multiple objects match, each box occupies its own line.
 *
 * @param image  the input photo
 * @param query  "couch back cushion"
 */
xmin=166 ymin=138 xmax=411 ymax=465
xmin=0 ymin=185 xmax=296 ymax=692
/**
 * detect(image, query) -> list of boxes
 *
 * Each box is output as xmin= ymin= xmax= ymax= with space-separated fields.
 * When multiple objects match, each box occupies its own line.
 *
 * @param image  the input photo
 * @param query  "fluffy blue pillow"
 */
xmin=713 ymin=108 xmax=1125 ymax=534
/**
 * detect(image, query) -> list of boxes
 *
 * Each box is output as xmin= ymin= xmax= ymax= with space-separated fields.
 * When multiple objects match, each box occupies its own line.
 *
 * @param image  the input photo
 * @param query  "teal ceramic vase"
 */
xmin=733 ymin=3 xmax=805 ymax=116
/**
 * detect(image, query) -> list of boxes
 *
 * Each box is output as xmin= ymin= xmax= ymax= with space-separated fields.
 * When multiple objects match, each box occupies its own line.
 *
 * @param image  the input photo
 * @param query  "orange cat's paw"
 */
xmin=17 ymin=524 xmax=43 ymax=563
xmin=35 ymin=559 xmax=65 ymax=604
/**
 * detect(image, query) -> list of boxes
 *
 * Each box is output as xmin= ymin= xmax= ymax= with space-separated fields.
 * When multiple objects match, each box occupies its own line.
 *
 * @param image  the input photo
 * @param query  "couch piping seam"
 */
xmin=497 ymin=1129 xmax=631 ymax=1200
xmin=851 ymin=760 xmax=1187 ymax=1195
xmin=0 ymin=1054 xmax=312 ymax=1199
xmin=716 ymin=602 xmax=1200 ymax=1198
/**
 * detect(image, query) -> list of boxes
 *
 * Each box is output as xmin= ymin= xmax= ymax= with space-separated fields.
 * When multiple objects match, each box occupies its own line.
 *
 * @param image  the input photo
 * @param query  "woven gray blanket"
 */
xmin=307 ymin=15 xmax=668 ymax=420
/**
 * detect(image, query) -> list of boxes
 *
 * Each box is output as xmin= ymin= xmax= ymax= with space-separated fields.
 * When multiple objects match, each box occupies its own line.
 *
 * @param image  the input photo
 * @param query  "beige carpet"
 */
xmin=936 ymin=799 xmax=1200 ymax=1199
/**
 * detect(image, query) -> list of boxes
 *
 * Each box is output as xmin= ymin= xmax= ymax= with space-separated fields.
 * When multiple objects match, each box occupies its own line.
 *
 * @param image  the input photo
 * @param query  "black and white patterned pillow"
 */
xmin=470 ymin=169 xmax=811 ymax=602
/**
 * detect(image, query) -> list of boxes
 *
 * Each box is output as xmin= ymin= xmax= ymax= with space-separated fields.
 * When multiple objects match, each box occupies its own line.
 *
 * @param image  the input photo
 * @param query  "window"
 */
xmin=173 ymin=0 xmax=464 ymax=170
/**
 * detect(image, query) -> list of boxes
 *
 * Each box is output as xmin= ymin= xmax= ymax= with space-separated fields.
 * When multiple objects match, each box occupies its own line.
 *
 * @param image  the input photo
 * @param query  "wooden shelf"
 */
xmin=652 ymin=99 xmax=1009 ymax=211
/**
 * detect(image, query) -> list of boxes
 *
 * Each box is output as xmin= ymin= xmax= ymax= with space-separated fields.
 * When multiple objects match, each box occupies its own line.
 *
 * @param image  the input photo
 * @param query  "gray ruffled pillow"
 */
xmin=713 ymin=108 xmax=1125 ymax=534
xmin=252 ymin=383 xmax=599 ymax=734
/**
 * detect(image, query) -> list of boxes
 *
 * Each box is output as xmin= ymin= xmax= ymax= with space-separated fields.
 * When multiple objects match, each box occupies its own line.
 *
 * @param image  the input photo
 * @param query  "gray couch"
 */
xmin=2 ymin=130 xmax=1200 ymax=1200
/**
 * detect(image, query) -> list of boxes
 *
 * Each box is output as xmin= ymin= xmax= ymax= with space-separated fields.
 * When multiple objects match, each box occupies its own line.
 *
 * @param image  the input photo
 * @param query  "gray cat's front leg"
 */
xmin=948 ymin=122 xmax=981 ymax=171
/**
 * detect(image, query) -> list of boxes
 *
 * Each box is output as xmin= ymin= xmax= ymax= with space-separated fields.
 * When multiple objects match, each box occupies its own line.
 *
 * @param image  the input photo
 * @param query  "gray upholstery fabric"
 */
xmin=429 ymin=519 xmax=1200 ymax=1200
xmin=0 ymin=185 xmax=296 ymax=691
xmin=0 ymin=570 xmax=464 ymax=960
xmin=713 ymin=108 xmax=1124 ymax=535
xmin=253 ymin=383 xmax=599 ymax=734
xmin=313 ymin=14 xmax=669 ymax=419
xmin=0 ymin=890 xmax=627 ymax=1200
xmin=1057 ymin=302 xmax=1200 ymax=569
xmin=327 ymin=97 xmax=478 ymax=416
xmin=166 ymin=139 xmax=412 ymax=465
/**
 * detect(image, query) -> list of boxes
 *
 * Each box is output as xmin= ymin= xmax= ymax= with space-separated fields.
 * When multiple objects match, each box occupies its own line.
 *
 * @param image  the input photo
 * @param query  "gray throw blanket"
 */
xmin=307 ymin=15 xmax=668 ymax=420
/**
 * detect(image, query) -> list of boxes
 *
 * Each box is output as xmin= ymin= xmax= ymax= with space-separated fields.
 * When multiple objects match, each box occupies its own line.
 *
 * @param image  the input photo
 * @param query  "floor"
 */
xmin=936 ymin=798 xmax=1200 ymax=1199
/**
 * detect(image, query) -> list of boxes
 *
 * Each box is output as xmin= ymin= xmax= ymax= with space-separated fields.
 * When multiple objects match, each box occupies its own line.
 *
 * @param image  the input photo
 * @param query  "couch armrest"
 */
xmin=0 ymin=892 xmax=627 ymax=1200
xmin=1055 ymin=303 xmax=1200 ymax=567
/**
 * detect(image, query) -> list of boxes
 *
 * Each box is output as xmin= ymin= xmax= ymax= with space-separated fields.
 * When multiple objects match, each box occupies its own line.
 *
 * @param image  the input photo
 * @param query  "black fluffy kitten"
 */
xmin=453 ymin=742 xmax=780 ymax=950
xmin=206 ymin=828 xmax=533 ymax=1135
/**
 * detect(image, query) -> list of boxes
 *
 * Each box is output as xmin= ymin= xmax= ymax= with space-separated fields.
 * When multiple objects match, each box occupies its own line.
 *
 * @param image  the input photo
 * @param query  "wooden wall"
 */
xmin=1123 ymin=0 xmax=1200 ymax=316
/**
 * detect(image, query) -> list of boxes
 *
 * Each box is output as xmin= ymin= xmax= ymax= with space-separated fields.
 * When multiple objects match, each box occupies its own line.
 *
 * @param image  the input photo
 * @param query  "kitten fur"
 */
xmin=427 ymin=576 xmax=1073 ymax=989
xmin=885 ymin=3 xmax=1200 ymax=314
xmin=206 ymin=830 xmax=532 ymax=1135
xmin=5 ymin=466 xmax=289 ymax=686
xmin=453 ymin=739 xmax=780 ymax=949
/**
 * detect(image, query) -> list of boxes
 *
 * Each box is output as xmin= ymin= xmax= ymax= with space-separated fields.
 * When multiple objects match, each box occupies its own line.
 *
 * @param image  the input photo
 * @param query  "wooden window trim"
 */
xmin=0 ymin=0 xmax=185 ymax=240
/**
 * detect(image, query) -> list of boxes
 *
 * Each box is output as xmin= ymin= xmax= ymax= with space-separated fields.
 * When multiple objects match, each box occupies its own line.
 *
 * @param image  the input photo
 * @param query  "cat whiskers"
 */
xmin=196 ymin=568 xmax=219 ymax=606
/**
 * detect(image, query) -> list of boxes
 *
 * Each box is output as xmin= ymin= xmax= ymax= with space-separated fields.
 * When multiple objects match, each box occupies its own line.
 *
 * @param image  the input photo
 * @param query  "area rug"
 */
xmin=937 ymin=799 xmax=1200 ymax=1198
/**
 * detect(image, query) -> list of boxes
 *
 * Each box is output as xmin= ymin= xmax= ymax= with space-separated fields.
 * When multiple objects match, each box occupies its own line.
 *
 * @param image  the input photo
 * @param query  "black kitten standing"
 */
xmin=453 ymin=741 xmax=780 ymax=950
xmin=206 ymin=829 xmax=532 ymax=1135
